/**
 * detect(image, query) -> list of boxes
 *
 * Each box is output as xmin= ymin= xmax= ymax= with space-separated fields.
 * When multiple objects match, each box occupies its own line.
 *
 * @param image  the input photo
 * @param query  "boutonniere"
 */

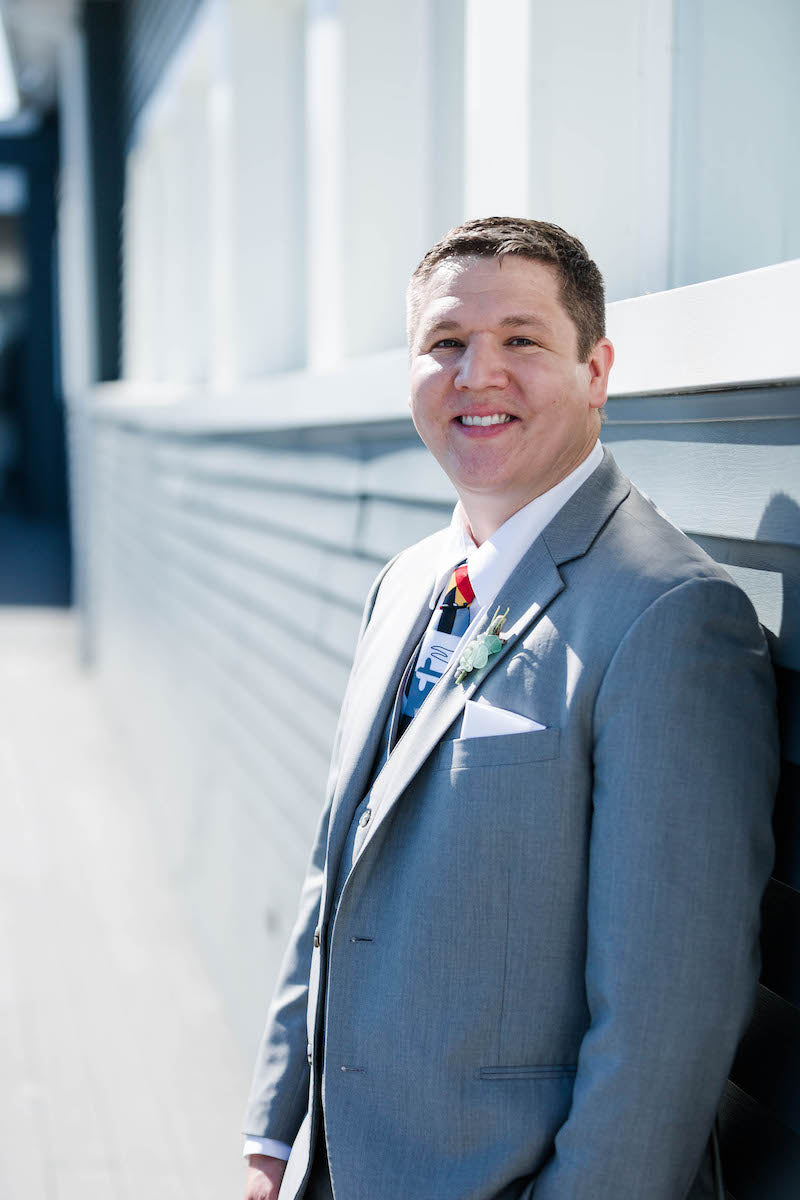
xmin=455 ymin=606 xmax=510 ymax=684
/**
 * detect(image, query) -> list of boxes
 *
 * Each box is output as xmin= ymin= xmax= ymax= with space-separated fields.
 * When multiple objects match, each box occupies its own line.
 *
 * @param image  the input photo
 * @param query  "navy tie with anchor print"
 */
xmin=397 ymin=560 xmax=475 ymax=734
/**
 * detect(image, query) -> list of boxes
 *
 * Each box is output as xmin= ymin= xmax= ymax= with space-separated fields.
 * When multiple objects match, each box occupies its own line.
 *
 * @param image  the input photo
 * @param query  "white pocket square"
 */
xmin=460 ymin=698 xmax=546 ymax=740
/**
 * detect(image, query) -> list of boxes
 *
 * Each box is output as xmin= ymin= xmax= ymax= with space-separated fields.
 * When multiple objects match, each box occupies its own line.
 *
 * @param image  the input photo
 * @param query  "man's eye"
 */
xmin=431 ymin=338 xmax=463 ymax=350
xmin=508 ymin=336 xmax=538 ymax=347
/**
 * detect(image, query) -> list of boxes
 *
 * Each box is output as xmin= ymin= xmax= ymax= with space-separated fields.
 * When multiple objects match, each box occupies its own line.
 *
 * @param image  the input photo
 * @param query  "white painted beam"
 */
xmin=606 ymin=259 xmax=800 ymax=396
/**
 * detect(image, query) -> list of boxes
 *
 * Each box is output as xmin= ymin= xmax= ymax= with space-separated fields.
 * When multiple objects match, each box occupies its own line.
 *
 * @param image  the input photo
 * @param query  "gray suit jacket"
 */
xmin=244 ymin=449 xmax=778 ymax=1200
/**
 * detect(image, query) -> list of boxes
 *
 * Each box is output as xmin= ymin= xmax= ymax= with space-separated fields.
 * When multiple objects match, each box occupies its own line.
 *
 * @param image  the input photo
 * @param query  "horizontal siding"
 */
xmin=604 ymin=388 xmax=800 ymax=549
xmin=87 ymin=418 xmax=451 ymax=1044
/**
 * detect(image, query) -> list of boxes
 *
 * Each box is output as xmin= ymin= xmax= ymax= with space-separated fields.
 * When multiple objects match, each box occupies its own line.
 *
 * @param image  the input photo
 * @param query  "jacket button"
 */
xmin=358 ymin=808 xmax=372 ymax=827
xmin=307 ymin=1043 xmax=313 ymax=1064
xmin=313 ymin=928 xmax=320 ymax=947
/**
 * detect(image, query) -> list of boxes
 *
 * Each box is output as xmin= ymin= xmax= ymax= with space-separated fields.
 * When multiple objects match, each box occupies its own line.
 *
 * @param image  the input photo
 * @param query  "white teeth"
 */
xmin=460 ymin=413 xmax=512 ymax=426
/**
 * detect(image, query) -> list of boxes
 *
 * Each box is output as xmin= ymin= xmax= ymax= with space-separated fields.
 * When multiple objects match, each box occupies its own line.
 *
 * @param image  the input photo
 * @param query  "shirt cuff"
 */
xmin=243 ymin=1136 xmax=292 ymax=1161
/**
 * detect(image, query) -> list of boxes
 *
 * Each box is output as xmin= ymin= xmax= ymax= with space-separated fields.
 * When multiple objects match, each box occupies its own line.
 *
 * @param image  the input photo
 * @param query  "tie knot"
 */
xmin=443 ymin=561 xmax=475 ymax=608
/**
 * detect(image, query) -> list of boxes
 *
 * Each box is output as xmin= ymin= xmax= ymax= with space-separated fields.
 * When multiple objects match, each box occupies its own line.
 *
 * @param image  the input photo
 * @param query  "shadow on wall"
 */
xmin=757 ymin=493 xmax=800 ymax=675
xmin=754 ymin=493 xmax=800 ymax=897
xmin=719 ymin=489 xmax=800 ymax=1200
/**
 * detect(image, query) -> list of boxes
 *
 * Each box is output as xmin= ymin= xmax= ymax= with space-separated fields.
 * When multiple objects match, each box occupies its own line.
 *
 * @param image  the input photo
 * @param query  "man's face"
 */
xmin=408 ymin=256 xmax=613 ymax=524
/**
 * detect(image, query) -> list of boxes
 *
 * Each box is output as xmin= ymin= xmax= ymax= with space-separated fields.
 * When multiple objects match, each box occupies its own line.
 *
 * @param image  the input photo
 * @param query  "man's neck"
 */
xmin=459 ymin=442 xmax=601 ymax=546
xmin=460 ymin=498 xmax=527 ymax=548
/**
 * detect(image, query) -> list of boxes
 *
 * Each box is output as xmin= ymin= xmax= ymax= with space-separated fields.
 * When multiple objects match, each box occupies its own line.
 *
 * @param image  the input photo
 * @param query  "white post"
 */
xmin=208 ymin=78 xmax=235 ymax=389
xmin=159 ymin=103 xmax=191 ymax=383
xmin=634 ymin=0 xmax=674 ymax=297
xmin=524 ymin=0 xmax=674 ymax=301
xmin=121 ymin=145 xmax=145 ymax=380
xmin=670 ymin=0 xmax=800 ymax=288
xmin=338 ymin=0 xmax=431 ymax=358
xmin=56 ymin=24 xmax=99 ymax=664
xmin=306 ymin=0 xmax=345 ymax=369
xmin=135 ymin=139 xmax=167 ymax=381
xmin=57 ymin=27 xmax=97 ymax=395
xmin=464 ymin=0 xmax=531 ymax=218
xmin=179 ymin=76 xmax=213 ymax=384
xmin=228 ymin=0 xmax=306 ymax=377
xmin=305 ymin=0 xmax=433 ymax=366
xmin=427 ymin=0 xmax=467 ymax=244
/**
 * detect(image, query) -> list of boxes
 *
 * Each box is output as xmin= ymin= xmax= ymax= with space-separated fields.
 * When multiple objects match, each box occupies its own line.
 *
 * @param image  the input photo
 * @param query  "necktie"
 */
xmin=397 ymin=560 xmax=475 ymax=732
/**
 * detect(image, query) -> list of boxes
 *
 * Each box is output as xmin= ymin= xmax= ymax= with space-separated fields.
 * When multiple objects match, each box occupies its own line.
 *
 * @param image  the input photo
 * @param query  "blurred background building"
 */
xmin=1 ymin=0 xmax=798 ymax=1194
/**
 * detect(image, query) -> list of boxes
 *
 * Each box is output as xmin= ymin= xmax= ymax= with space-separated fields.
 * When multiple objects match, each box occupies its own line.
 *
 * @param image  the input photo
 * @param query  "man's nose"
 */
xmin=454 ymin=339 xmax=509 ymax=391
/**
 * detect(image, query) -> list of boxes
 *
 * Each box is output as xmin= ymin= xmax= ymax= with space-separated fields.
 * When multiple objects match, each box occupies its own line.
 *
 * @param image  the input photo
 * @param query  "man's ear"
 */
xmin=587 ymin=338 xmax=614 ymax=410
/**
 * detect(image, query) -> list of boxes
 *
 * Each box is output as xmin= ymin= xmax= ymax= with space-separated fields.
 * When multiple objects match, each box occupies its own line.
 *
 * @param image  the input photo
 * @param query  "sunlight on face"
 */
xmin=409 ymin=256 xmax=613 ymax=539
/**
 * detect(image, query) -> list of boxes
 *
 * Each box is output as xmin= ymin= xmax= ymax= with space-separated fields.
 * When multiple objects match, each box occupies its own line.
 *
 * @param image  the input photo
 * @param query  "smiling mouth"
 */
xmin=457 ymin=413 xmax=515 ymax=426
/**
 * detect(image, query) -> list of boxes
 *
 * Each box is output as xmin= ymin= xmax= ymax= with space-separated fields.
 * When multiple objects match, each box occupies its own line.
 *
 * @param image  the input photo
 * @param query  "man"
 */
xmin=242 ymin=217 xmax=778 ymax=1200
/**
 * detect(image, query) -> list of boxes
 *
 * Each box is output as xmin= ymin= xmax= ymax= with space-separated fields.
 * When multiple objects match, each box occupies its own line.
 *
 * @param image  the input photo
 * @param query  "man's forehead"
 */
xmin=423 ymin=253 xmax=557 ymax=294
xmin=415 ymin=255 xmax=563 ymax=326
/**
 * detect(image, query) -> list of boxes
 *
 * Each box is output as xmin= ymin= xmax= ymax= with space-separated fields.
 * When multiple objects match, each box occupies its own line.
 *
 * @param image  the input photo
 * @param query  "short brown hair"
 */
xmin=407 ymin=216 xmax=606 ymax=361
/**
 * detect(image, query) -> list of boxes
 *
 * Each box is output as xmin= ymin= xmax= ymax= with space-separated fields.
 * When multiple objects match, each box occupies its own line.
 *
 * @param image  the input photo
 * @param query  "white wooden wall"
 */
xmin=118 ymin=0 xmax=800 ymax=389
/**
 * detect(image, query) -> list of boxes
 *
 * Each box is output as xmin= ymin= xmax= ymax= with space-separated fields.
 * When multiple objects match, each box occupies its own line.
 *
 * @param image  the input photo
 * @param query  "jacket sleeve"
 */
xmin=530 ymin=576 xmax=778 ymax=1200
xmin=241 ymin=554 xmax=398 ymax=1143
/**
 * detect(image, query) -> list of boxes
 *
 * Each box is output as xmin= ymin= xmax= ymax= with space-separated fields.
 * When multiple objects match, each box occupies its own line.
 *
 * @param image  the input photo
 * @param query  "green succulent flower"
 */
xmin=473 ymin=641 xmax=491 ymax=669
xmin=454 ymin=607 xmax=510 ymax=684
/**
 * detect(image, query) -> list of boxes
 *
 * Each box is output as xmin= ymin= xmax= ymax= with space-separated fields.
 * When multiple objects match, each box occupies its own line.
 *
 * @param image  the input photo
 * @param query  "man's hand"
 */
xmin=243 ymin=1153 xmax=287 ymax=1200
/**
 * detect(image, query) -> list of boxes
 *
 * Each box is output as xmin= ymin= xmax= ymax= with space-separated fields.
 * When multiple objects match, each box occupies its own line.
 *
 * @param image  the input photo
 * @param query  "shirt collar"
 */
xmin=428 ymin=440 xmax=604 ymax=610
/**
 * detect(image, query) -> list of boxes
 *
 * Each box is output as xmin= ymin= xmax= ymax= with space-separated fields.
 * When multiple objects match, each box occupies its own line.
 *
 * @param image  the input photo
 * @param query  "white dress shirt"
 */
xmin=244 ymin=440 xmax=603 ymax=1162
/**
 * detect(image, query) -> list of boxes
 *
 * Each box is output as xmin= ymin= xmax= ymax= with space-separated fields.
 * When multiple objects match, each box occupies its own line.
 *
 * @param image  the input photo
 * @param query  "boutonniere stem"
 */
xmin=455 ymin=606 xmax=510 ymax=684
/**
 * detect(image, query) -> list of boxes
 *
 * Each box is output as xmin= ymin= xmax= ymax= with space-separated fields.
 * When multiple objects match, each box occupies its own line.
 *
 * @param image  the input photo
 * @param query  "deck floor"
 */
xmin=0 ymin=607 xmax=252 ymax=1199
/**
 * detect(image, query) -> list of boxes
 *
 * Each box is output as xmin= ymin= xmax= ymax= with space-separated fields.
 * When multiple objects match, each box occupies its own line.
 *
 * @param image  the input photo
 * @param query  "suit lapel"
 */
xmin=355 ymin=448 xmax=631 ymax=862
xmin=322 ymin=554 xmax=436 ymax=884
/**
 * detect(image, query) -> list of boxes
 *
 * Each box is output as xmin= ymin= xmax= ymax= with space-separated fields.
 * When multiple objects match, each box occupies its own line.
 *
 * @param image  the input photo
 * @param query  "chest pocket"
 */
xmin=435 ymin=727 xmax=560 ymax=772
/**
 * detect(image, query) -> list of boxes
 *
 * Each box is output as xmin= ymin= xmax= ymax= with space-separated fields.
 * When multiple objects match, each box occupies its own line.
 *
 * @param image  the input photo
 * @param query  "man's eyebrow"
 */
xmin=423 ymin=319 xmax=462 ymax=337
xmin=498 ymin=314 xmax=554 ymax=334
xmin=421 ymin=314 xmax=554 ymax=338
